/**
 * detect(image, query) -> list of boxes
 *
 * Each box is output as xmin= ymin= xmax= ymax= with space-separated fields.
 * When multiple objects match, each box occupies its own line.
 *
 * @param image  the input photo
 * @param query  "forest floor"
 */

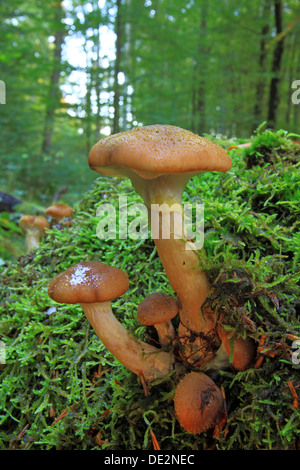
xmin=0 ymin=128 xmax=299 ymax=450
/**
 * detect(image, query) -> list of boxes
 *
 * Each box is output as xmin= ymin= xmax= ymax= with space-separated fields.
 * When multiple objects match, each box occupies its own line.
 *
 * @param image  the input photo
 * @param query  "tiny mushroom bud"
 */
xmin=88 ymin=125 xmax=232 ymax=365
xmin=46 ymin=203 xmax=73 ymax=226
xmin=19 ymin=215 xmax=50 ymax=253
xmin=174 ymin=371 xmax=224 ymax=435
xmin=48 ymin=261 xmax=174 ymax=382
xmin=217 ymin=325 xmax=256 ymax=371
xmin=137 ymin=292 xmax=179 ymax=346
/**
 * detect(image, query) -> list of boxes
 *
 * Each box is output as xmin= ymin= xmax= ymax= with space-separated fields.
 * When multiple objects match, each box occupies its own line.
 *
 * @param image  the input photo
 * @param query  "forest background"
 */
xmin=0 ymin=0 xmax=300 ymax=451
xmin=0 ymin=0 xmax=299 ymax=258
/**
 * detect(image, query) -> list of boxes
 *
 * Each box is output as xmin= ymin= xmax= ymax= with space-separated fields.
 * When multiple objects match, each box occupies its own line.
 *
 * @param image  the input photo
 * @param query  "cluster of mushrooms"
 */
xmin=48 ymin=125 xmax=256 ymax=436
xmin=19 ymin=203 xmax=73 ymax=253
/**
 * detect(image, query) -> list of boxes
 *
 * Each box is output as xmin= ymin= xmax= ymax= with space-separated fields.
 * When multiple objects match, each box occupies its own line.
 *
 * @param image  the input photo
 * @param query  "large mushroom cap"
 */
xmin=137 ymin=292 xmax=179 ymax=325
xmin=174 ymin=371 xmax=224 ymax=434
xmin=88 ymin=124 xmax=232 ymax=179
xmin=48 ymin=261 xmax=129 ymax=304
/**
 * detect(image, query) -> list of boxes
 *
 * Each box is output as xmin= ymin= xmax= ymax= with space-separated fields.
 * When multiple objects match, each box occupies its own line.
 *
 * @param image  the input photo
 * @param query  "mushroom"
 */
xmin=46 ymin=203 xmax=73 ymax=226
xmin=19 ymin=215 xmax=50 ymax=253
xmin=48 ymin=261 xmax=174 ymax=382
xmin=217 ymin=325 xmax=256 ymax=371
xmin=174 ymin=371 xmax=224 ymax=434
xmin=88 ymin=124 xmax=232 ymax=365
xmin=227 ymin=142 xmax=252 ymax=151
xmin=137 ymin=292 xmax=179 ymax=347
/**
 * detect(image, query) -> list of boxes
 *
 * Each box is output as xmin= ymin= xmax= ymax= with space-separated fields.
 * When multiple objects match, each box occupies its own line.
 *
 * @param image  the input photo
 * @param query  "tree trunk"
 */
xmin=191 ymin=2 xmax=208 ymax=135
xmin=112 ymin=0 xmax=122 ymax=134
xmin=121 ymin=0 xmax=132 ymax=132
xmin=93 ymin=1 xmax=102 ymax=140
xmin=85 ymin=72 xmax=93 ymax=154
xmin=285 ymin=33 xmax=297 ymax=127
xmin=252 ymin=0 xmax=271 ymax=132
xmin=41 ymin=1 xmax=65 ymax=154
xmin=267 ymin=0 xmax=285 ymax=129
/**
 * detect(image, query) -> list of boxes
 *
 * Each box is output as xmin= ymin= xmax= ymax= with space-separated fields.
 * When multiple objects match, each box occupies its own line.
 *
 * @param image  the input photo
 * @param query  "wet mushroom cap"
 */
xmin=137 ymin=292 xmax=179 ymax=325
xmin=174 ymin=371 xmax=224 ymax=435
xmin=46 ymin=203 xmax=73 ymax=220
xmin=48 ymin=261 xmax=129 ymax=304
xmin=88 ymin=124 xmax=232 ymax=178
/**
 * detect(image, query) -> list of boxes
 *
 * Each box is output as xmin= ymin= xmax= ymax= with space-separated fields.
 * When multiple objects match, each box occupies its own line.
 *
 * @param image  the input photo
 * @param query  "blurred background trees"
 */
xmin=0 ymin=0 xmax=299 ymax=205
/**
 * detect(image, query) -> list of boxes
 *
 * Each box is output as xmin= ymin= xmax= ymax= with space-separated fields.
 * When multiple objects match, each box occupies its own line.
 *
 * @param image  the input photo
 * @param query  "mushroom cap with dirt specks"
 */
xmin=174 ymin=371 xmax=224 ymax=434
xmin=88 ymin=124 xmax=232 ymax=178
xmin=137 ymin=292 xmax=179 ymax=325
xmin=48 ymin=261 xmax=129 ymax=304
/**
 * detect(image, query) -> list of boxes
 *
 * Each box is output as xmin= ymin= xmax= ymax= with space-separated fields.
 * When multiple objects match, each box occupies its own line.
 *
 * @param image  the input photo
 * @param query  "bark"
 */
xmin=252 ymin=0 xmax=271 ymax=132
xmin=41 ymin=1 xmax=65 ymax=154
xmin=191 ymin=2 xmax=208 ymax=135
xmin=112 ymin=0 xmax=122 ymax=134
xmin=93 ymin=2 xmax=102 ymax=140
xmin=85 ymin=74 xmax=93 ymax=154
xmin=285 ymin=33 xmax=297 ymax=127
xmin=267 ymin=0 xmax=285 ymax=129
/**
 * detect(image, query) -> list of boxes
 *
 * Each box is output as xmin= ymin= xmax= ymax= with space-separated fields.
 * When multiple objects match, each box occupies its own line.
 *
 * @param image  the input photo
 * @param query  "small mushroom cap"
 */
xmin=174 ymin=372 xmax=224 ymax=435
xmin=137 ymin=292 xmax=179 ymax=325
xmin=88 ymin=124 xmax=232 ymax=179
xmin=19 ymin=215 xmax=50 ymax=234
xmin=46 ymin=203 xmax=73 ymax=219
xmin=48 ymin=261 xmax=129 ymax=304
xmin=217 ymin=326 xmax=256 ymax=371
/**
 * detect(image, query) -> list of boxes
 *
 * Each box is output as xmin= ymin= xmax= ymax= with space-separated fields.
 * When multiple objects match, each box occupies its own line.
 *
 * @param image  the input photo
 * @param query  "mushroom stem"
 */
xmin=153 ymin=218 xmax=215 ymax=364
xmin=24 ymin=227 xmax=43 ymax=252
xmin=154 ymin=321 xmax=175 ymax=347
xmin=88 ymin=125 xmax=232 ymax=367
xmin=81 ymin=301 xmax=174 ymax=382
xmin=19 ymin=215 xmax=50 ymax=253
xmin=131 ymin=174 xmax=215 ymax=364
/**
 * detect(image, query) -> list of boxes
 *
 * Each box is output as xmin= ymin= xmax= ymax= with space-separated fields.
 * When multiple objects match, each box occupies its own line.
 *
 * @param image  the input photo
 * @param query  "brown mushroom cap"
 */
xmin=217 ymin=326 xmax=256 ymax=371
xmin=46 ymin=203 xmax=73 ymax=220
xmin=19 ymin=215 xmax=50 ymax=234
xmin=137 ymin=292 xmax=179 ymax=325
xmin=48 ymin=261 xmax=129 ymax=304
xmin=174 ymin=371 xmax=224 ymax=435
xmin=88 ymin=124 xmax=232 ymax=179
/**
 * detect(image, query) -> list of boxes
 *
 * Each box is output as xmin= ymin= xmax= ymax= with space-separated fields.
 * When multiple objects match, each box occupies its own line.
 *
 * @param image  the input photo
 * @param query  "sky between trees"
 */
xmin=0 ymin=0 xmax=299 ymax=160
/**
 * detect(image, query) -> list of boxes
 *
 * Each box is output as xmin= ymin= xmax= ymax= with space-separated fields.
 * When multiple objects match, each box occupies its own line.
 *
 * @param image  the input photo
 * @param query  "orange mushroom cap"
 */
xmin=48 ymin=261 xmax=129 ymax=305
xmin=217 ymin=325 xmax=256 ymax=371
xmin=137 ymin=292 xmax=179 ymax=325
xmin=19 ymin=215 xmax=50 ymax=235
xmin=174 ymin=371 xmax=224 ymax=434
xmin=88 ymin=124 xmax=232 ymax=179
xmin=46 ymin=203 xmax=73 ymax=220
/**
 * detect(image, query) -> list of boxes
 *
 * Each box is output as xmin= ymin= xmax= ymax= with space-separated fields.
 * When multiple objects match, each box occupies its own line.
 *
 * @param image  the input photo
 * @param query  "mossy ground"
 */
xmin=0 ymin=128 xmax=299 ymax=450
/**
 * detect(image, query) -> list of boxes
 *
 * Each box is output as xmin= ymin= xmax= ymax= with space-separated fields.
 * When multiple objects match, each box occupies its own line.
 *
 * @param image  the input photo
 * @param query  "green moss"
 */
xmin=0 ymin=128 xmax=299 ymax=450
